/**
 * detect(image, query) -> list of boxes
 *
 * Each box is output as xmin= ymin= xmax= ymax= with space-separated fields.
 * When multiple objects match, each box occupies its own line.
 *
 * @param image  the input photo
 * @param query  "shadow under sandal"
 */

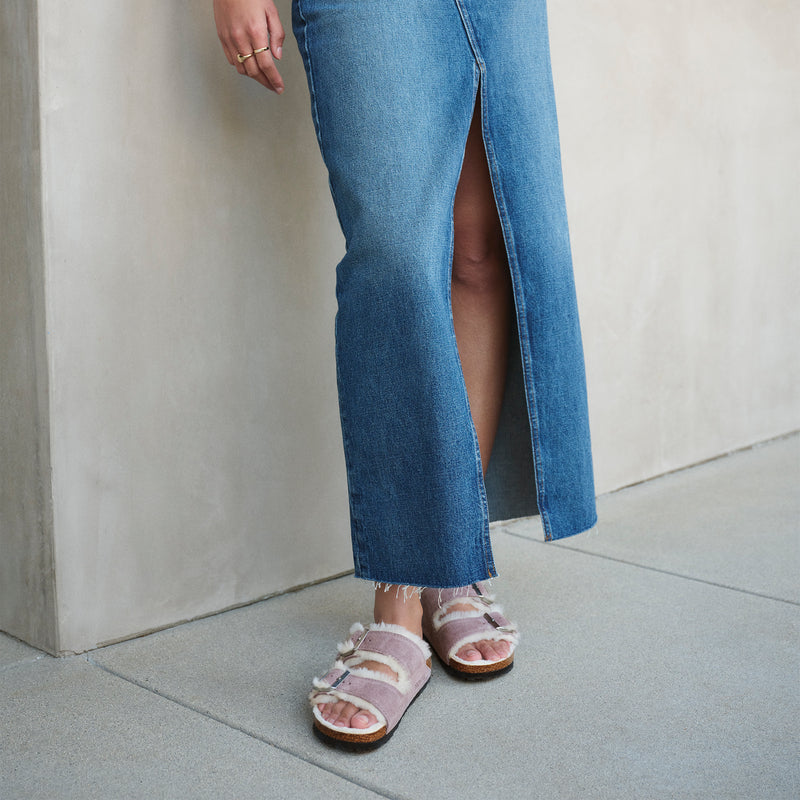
xmin=309 ymin=622 xmax=432 ymax=751
xmin=421 ymin=583 xmax=519 ymax=679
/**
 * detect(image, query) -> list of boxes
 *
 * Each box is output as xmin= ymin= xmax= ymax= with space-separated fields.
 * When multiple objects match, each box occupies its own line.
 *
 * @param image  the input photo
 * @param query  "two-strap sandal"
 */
xmin=421 ymin=582 xmax=519 ymax=679
xmin=309 ymin=622 xmax=432 ymax=751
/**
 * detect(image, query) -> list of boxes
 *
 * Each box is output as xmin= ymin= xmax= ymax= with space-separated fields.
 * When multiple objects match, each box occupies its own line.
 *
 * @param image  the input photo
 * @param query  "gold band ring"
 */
xmin=237 ymin=45 xmax=269 ymax=63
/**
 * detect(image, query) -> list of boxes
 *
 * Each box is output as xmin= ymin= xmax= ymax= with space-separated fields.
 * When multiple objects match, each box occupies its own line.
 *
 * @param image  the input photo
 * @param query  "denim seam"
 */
xmin=450 ymin=1 xmax=498 ymax=580
xmin=469 ymin=69 xmax=496 ymax=580
xmin=482 ymin=110 xmax=552 ymax=542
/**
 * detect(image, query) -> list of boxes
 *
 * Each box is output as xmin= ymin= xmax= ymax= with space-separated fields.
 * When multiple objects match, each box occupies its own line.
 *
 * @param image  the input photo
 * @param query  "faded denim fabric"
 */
xmin=292 ymin=0 xmax=597 ymax=588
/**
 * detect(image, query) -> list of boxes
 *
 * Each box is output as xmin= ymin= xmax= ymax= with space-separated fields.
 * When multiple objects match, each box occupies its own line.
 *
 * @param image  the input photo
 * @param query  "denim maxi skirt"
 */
xmin=292 ymin=0 xmax=597 ymax=588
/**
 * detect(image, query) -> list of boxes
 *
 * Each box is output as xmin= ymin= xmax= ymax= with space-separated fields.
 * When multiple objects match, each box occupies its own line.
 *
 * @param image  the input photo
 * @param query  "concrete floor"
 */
xmin=2 ymin=434 xmax=798 ymax=799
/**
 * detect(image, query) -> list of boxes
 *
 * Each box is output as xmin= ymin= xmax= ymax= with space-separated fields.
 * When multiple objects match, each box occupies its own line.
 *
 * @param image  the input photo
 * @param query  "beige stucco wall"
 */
xmin=1 ymin=0 xmax=797 ymax=653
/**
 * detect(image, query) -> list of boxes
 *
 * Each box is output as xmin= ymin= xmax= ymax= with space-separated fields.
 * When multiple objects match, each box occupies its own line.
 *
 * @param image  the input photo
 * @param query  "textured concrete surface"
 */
xmin=0 ymin=658 xmax=380 ymax=800
xmin=505 ymin=434 xmax=800 ymax=603
xmin=2 ymin=437 xmax=797 ymax=799
xmin=0 ymin=632 xmax=44 ymax=670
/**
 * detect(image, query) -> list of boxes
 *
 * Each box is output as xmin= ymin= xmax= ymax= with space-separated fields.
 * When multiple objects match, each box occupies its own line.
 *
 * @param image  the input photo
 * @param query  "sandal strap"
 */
xmin=341 ymin=626 xmax=430 ymax=676
xmin=429 ymin=596 xmax=501 ymax=630
xmin=311 ymin=669 xmax=405 ymax=732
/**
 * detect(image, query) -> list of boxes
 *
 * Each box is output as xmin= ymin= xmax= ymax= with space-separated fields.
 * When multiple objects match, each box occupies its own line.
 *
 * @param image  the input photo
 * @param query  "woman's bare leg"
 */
xmin=452 ymin=105 xmax=513 ymax=473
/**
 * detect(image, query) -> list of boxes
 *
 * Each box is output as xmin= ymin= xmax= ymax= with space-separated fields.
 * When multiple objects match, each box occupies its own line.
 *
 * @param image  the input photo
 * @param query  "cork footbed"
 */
xmin=438 ymin=649 xmax=515 ymax=679
xmin=313 ymin=717 xmax=388 ymax=745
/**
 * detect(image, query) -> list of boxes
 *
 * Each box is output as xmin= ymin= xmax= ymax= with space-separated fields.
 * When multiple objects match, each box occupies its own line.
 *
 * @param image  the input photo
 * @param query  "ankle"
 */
xmin=373 ymin=585 xmax=423 ymax=637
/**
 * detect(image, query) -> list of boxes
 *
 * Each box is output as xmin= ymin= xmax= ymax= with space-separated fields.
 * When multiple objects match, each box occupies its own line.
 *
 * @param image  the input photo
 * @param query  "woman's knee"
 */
xmin=451 ymin=233 xmax=509 ymax=292
xmin=451 ymin=124 xmax=509 ymax=293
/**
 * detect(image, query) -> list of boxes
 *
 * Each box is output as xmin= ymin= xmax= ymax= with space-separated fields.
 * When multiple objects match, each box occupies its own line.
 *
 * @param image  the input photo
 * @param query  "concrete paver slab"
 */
xmin=0 ymin=657 xmax=382 ymax=800
xmin=503 ymin=434 xmax=800 ymax=603
xmin=94 ymin=531 xmax=799 ymax=799
xmin=0 ymin=631 xmax=44 ymax=670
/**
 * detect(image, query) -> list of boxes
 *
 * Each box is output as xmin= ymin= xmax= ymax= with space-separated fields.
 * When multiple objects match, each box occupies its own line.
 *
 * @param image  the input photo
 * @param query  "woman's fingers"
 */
xmin=252 ymin=4 xmax=285 ymax=93
xmin=214 ymin=0 xmax=285 ymax=94
xmin=265 ymin=3 xmax=285 ymax=60
xmin=232 ymin=32 xmax=283 ymax=94
xmin=256 ymin=5 xmax=285 ymax=94
xmin=252 ymin=48 xmax=284 ymax=94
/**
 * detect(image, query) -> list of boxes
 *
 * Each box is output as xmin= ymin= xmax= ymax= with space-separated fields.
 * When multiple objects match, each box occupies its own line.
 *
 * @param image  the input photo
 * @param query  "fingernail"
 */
xmin=275 ymin=45 xmax=282 ymax=59
xmin=276 ymin=86 xmax=284 ymax=94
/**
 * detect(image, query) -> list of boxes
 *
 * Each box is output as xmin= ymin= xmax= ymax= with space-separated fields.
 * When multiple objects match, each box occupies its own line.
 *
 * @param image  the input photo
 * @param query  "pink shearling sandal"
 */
xmin=309 ymin=622 xmax=432 ymax=750
xmin=421 ymin=582 xmax=519 ymax=679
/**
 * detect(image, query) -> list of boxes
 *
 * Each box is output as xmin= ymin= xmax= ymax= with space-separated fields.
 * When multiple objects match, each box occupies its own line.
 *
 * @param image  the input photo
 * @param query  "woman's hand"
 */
xmin=213 ymin=0 xmax=286 ymax=94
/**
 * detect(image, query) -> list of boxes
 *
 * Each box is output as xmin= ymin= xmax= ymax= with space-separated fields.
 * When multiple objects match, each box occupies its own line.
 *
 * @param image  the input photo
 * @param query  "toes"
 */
xmin=457 ymin=644 xmax=484 ymax=661
xmin=455 ymin=639 xmax=513 ymax=663
xmin=481 ymin=639 xmax=511 ymax=661
xmin=320 ymin=700 xmax=343 ymax=722
xmin=319 ymin=701 xmax=376 ymax=729
xmin=316 ymin=658 xmax=391 ymax=730
xmin=481 ymin=642 xmax=501 ymax=661
xmin=349 ymin=711 xmax=375 ymax=729
xmin=332 ymin=703 xmax=355 ymax=727
xmin=479 ymin=640 xmax=511 ymax=661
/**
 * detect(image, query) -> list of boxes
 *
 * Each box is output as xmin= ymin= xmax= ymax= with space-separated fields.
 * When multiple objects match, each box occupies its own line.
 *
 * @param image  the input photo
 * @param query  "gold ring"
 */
xmin=237 ymin=45 xmax=269 ymax=63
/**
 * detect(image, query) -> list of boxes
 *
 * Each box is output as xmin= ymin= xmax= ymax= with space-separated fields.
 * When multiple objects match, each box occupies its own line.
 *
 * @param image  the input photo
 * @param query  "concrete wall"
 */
xmin=37 ymin=0 xmax=352 ymax=654
xmin=549 ymin=0 xmax=799 ymax=491
xmin=0 ymin=2 xmax=58 ymax=651
xmin=1 ymin=0 xmax=797 ymax=653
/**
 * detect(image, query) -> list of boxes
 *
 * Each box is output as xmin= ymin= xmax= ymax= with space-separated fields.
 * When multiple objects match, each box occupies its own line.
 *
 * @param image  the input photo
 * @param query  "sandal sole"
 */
xmin=312 ymin=675 xmax=430 ymax=752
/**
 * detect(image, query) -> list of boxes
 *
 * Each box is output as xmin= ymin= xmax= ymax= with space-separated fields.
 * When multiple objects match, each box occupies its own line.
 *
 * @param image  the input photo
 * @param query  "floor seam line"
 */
xmin=500 ymin=529 xmax=799 ymax=606
xmin=84 ymin=656 xmax=398 ymax=799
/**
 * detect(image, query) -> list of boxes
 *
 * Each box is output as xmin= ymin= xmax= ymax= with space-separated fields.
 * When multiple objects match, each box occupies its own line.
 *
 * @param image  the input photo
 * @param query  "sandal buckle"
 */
xmin=330 ymin=670 xmax=350 ymax=689
xmin=484 ymin=612 xmax=514 ymax=633
xmin=339 ymin=628 xmax=369 ymax=658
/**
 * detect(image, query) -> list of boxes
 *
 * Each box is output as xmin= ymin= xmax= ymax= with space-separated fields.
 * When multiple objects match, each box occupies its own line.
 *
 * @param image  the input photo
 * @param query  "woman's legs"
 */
xmin=320 ymin=103 xmax=513 ymax=730
xmin=451 ymin=101 xmax=513 ymax=475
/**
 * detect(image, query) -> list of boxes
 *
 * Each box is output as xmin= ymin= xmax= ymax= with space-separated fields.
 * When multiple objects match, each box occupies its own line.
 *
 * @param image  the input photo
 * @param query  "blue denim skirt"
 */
xmin=292 ymin=0 xmax=597 ymax=588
